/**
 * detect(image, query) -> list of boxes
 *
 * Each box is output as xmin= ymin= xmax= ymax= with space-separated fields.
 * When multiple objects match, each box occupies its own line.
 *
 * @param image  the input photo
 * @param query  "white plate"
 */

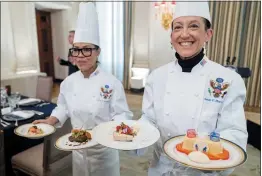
xmin=93 ymin=120 xmax=160 ymax=150
xmin=14 ymin=123 xmax=56 ymax=139
xmin=163 ymin=135 xmax=247 ymax=171
xmin=3 ymin=110 xmax=35 ymax=122
xmin=55 ymin=130 xmax=98 ymax=151
xmin=18 ymin=98 xmax=41 ymax=106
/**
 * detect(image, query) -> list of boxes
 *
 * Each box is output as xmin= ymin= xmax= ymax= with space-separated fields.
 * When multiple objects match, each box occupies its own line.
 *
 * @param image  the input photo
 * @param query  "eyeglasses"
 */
xmin=69 ymin=47 xmax=98 ymax=57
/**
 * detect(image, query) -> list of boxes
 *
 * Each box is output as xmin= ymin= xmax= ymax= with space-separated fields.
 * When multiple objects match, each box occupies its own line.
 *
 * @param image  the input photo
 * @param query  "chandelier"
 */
xmin=154 ymin=1 xmax=175 ymax=30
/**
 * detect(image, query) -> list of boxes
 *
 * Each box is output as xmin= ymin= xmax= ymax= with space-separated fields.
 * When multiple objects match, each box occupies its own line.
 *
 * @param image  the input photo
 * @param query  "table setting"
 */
xmin=0 ymin=87 xmax=57 ymax=176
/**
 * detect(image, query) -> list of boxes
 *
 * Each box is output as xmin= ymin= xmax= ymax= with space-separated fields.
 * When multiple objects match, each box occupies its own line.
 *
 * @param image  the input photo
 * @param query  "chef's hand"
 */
xmin=33 ymin=116 xmax=58 ymax=126
xmin=55 ymin=56 xmax=61 ymax=62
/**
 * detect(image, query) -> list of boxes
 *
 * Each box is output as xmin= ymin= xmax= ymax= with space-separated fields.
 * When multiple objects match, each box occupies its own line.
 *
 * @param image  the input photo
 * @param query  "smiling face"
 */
xmin=72 ymin=43 xmax=100 ymax=72
xmin=171 ymin=16 xmax=213 ymax=59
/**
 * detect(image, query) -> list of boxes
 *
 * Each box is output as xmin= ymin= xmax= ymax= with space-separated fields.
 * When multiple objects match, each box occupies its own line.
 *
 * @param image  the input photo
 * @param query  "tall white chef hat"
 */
xmin=74 ymin=2 xmax=100 ymax=46
xmin=173 ymin=1 xmax=211 ymax=24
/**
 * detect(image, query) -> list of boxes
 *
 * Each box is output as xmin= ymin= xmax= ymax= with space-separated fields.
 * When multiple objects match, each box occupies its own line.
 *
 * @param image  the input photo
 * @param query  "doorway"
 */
xmin=35 ymin=10 xmax=55 ymax=78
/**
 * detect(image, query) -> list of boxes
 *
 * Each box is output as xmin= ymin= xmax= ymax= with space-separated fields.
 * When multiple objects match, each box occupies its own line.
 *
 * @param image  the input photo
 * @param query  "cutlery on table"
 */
xmin=1 ymin=119 xmax=11 ymax=126
xmin=0 ymin=122 xmax=7 ymax=127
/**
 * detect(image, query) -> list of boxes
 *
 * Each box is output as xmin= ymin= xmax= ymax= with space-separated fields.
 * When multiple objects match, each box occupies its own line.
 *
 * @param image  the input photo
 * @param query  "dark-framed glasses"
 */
xmin=69 ymin=47 xmax=98 ymax=57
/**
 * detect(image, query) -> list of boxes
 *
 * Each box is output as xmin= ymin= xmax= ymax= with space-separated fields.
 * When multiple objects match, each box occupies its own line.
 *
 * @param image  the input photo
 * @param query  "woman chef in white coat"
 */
xmin=34 ymin=2 xmax=133 ymax=176
xmin=135 ymin=1 xmax=248 ymax=176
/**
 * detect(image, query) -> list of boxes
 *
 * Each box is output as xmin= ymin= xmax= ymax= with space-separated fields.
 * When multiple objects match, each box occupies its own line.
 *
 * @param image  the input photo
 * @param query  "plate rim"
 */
xmin=14 ymin=123 xmax=56 ymax=139
xmin=92 ymin=120 xmax=160 ymax=150
xmin=55 ymin=130 xmax=98 ymax=151
xmin=163 ymin=135 xmax=247 ymax=171
xmin=3 ymin=110 xmax=35 ymax=122
xmin=18 ymin=99 xmax=42 ymax=106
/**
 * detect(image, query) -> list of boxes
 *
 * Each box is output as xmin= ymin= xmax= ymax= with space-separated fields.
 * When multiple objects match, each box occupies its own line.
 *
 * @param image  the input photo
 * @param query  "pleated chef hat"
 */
xmin=173 ymin=1 xmax=211 ymax=24
xmin=73 ymin=2 xmax=100 ymax=46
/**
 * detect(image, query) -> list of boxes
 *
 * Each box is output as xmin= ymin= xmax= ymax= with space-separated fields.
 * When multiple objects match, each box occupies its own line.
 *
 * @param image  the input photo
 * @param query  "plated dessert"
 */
xmin=176 ymin=129 xmax=230 ymax=164
xmin=113 ymin=122 xmax=139 ymax=141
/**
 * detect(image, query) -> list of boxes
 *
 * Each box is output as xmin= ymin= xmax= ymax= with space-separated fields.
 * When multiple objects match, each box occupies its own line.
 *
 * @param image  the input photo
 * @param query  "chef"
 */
xmin=33 ymin=2 xmax=133 ymax=176
xmin=136 ymin=1 xmax=248 ymax=176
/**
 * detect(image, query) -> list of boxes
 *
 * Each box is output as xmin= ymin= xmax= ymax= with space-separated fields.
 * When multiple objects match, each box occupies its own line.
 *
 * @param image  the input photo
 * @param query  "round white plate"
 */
xmin=55 ymin=130 xmax=98 ymax=151
xmin=93 ymin=120 xmax=160 ymax=150
xmin=18 ymin=98 xmax=41 ymax=106
xmin=14 ymin=123 xmax=56 ymax=139
xmin=163 ymin=135 xmax=247 ymax=171
xmin=3 ymin=110 xmax=35 ymax=122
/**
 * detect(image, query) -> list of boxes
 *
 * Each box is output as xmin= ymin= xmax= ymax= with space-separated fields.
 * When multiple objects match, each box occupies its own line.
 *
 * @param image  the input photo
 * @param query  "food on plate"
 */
xmin=176 ymin=129 xmax=229 ymax=161
xmin=28 ymin=125 xmax=44 ymax=135
xmin=68 ymin=129 xmax=92 ymax=143
xmin=188 ymin=151 xmax=211 ymax=164
xmin=113 ymin=122 xmax=140 ymax=141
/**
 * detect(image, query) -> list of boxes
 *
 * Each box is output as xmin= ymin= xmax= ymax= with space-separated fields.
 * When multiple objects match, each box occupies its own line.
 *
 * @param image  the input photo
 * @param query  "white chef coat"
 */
xmin=51 ymin=66 xmax=133 ymax=176
xmin=138 ymin=57 xmax=248 ymax=176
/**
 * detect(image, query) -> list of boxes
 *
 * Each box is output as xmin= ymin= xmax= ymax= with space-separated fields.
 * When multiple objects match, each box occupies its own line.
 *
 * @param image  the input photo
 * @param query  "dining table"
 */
xmin=1 ymin=96 xmax=57 ymax=176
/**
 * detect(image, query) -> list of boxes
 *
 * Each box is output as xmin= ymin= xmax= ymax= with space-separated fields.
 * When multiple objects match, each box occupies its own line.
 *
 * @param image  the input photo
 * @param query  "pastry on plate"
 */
xmin=176 ymin=129 xmax=230 ymax=161
xmin=113 ymin=122 xmax=139 ymax=142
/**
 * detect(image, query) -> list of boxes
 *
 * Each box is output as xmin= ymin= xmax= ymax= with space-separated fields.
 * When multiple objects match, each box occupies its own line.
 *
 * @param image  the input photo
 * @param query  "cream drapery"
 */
xmin=207 ymin=1 xmax=261 ymax=108
xmin=123 ymin=2 xmax=134 ymax=89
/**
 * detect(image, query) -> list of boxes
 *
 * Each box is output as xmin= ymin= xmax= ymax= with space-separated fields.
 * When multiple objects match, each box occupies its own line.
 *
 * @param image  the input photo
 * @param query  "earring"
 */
xmin=170 ymin=42 xmax=173 ymax=49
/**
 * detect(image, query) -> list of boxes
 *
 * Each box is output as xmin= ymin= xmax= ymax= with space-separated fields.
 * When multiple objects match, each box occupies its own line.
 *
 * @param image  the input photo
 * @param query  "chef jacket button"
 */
xmin=165 ymin=112 xmax=169 ymax=116
xmin=166 ymin=91 xmax=170 ymax=94
xmin=194 ymin=93 xmax=199 ymax=97
xmin=168 ymin=133 xmax=171 ymax=137
xmin=192 ymin=116 xmax=195 ymax=119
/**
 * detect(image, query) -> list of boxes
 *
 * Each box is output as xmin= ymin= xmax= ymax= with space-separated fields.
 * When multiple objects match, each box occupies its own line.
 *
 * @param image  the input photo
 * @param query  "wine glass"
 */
xmin=1 ymin=87 xmax=8 ymax=108
xmin=7 ymin=94 xmax=17 ymax=112
xmin=13 ymin=92 xmax=21 ymax=110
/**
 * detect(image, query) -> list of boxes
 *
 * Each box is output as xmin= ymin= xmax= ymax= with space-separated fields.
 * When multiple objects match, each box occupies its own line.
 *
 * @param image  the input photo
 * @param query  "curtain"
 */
xmin=207 ymin=1 xmax=261 ymax=108
xmin=123 ymin=2 xmax=134 ymax=89
xmin=96 ymin=2 xmax=124 ymax=82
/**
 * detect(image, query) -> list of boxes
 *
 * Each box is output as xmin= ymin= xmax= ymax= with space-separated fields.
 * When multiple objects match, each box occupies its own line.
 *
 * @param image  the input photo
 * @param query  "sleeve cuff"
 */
xmin=51 ymin=109 xmax=68 ymax=128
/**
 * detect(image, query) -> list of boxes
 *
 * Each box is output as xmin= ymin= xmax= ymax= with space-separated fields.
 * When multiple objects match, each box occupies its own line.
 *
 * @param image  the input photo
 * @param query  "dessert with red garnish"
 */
xmin=113 ymin=122 xmax=139 ymax=141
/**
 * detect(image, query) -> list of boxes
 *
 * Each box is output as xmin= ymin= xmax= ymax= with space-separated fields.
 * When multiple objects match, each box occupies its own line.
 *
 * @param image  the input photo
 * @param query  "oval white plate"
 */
xmin=3 ymin=110 xmax=35 ymax=122
xmin=93 ymin=120 xmax=160 ymax=150
xmin=18 ymin=98 xmax=41 ymax=106
xmin=55 ymin=130 xmax=97 ymax=151
xmin=163 ymin=135 xmax=247 ymax=171
xmin=14 ymin=123 xmax=56 ymax=139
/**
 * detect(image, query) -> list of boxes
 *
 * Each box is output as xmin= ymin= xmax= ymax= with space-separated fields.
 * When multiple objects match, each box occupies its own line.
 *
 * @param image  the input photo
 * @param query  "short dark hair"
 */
xmin=203 ymin=18 xmax=211 ymax=30
xmin=94 ymin=45 xmax=100 ymax=50
xmin=69 ymin=30 xmax=75 ymax=33
xmin=171 ymin=17 xmax=211 ymax=31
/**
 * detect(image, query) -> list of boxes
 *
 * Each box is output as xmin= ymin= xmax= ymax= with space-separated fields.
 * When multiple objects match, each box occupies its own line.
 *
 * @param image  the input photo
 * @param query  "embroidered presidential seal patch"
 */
xmin=100 ymin=85 xmax=113 ymax=101
xmin=208 ymin=78 xmax=229 ymax=98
